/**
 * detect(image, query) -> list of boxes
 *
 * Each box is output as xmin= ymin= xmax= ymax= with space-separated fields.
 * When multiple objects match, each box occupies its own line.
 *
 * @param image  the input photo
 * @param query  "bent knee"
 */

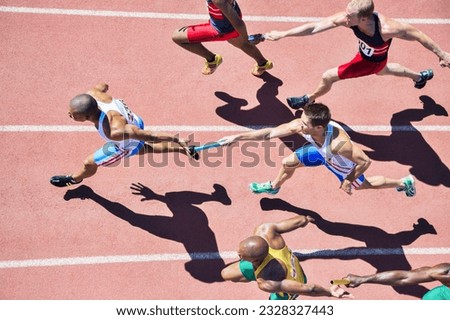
xmin=172 ymin=28 xmax=188 ymax=44
xmin=83 ymin=158 xmax=98 ymax=171
xmin=281 ymin=157 xmax=300 ymax=169
xmin=322 ymin=69 xmax=339 ymax=82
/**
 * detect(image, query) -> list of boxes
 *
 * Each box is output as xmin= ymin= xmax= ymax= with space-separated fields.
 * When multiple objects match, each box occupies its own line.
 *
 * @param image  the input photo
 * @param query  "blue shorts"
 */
xmin=295 ymin=144 xmax=365 ymax=187
xmin=93 ymin=117 xmax=145 ymax=167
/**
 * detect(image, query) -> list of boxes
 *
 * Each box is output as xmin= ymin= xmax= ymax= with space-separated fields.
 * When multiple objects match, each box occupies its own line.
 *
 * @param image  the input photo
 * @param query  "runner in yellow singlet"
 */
xmin=221 ymin=214 xmax=353 ymax=299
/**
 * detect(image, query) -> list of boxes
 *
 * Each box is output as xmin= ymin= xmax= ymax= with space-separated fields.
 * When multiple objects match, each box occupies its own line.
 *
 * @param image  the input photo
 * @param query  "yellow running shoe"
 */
xmin=202 ymin=54 xmax=223 ymax=75
xmin=251 ymin=60 xmax=273 ymax=76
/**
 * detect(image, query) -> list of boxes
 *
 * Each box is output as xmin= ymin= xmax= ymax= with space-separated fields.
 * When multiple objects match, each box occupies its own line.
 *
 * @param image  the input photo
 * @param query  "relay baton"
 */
xmin=248 ymin=34 xmax=265 ymax=44
xmin=194 ymin=140 xmax=226 ymax=153
xmin=330 ymin=279 xmax=350 ymax=285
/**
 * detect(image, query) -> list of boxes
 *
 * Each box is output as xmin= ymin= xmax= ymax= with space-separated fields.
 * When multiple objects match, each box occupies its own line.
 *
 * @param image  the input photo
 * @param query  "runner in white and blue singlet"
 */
xmin=217 ymin=103 xmax=416 ymax=197
xmin=50 ymin=83 xmax=198 ymax=188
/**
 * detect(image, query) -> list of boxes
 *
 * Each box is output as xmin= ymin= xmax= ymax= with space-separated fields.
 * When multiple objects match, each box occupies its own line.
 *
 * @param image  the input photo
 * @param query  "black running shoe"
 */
xmin=50 ymin=175 xmax=82 ymax=187
xmin=414 ymin=69 xmax=433 ymax=89
xmin=188 ymin=146 xmax=200 ymax=160
xmin=286 ymin=95 xmax=312 ymax=109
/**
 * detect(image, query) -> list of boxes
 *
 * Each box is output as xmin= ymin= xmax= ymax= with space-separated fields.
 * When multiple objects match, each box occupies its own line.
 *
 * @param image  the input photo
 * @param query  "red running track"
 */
xmin=0 ymin=0 xmax=449 ymax=300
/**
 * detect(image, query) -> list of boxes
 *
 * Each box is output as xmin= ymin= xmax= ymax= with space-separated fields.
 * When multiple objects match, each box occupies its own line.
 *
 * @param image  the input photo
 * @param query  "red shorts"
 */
xmin=186 ymin=22 xmax=240 ymax=43
xmin=337 ymin=52 xmax=388 ymax=79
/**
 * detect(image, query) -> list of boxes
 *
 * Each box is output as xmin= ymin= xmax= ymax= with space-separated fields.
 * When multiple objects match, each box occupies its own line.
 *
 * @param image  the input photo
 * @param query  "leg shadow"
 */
xmin=64 ymin=184 xmax=232 ymax=283
xmin=336 ymin=95 xmax=449 ymax=187
xmin=260 ymin=197 xmax=437 ymax=298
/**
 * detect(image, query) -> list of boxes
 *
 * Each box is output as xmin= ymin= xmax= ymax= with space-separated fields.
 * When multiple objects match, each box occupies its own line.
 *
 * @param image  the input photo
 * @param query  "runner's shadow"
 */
xmin=337 ymin=95 xmax=449 ymax=187
xmin=64 ymin=184 xmax=232 ymax=283
xmin=260 ymin=197 xmax=437 ymax=298
xmin=215 ymin=72 xmax=305 ymax=151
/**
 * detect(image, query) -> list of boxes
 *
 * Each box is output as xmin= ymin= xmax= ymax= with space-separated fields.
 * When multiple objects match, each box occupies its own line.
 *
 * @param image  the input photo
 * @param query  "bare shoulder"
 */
xmin=378 ymin=12 xmax=412 ymax=39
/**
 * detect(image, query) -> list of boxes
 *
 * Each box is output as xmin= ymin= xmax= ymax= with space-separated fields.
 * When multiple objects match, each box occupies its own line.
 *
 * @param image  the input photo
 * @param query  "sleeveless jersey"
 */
xmin=255 ymin=246 xmax=306 ymax=300
xmin=206 ymin=0 xmax=242 ymax=34
xmin=302 ymin=121 xmax=357 ymax=180
xmin=96 ymin=98 xmax=143 ymax=151
xmin=351 ymin=13 xmax=392 ymax=62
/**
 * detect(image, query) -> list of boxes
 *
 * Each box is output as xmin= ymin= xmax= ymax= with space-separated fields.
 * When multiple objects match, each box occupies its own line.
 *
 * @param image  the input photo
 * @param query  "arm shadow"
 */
xmin=215 ymin=72 xmax=305 ymax=151
xmin=260 ymin=197 xmax=437 ymax=298
xmin=64 ymin=184 xmax=232 ymax=283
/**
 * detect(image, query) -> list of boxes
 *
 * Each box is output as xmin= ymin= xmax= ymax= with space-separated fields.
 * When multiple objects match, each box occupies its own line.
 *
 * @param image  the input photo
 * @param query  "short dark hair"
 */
xmin=303 ymin=103 xmax=332 ymax=127
xmin=69 ymin=94 xmax=98 ymax=114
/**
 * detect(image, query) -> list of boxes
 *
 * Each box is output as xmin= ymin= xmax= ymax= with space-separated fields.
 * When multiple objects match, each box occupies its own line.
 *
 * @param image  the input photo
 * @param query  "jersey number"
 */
xmin=358 ymin=40 xmax=374 ymax=57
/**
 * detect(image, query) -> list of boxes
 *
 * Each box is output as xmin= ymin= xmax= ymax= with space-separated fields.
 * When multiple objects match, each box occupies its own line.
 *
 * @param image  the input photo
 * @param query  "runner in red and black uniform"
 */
xmin=264 ymin=0 xmax=450 ymax=109
xmin=172 ymin=0 xmax=272 ymax=76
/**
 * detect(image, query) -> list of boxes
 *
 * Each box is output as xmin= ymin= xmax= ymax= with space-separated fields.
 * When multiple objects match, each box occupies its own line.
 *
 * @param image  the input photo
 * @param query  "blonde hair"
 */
xmin=349 ymin=0 xmax=374 ymax=18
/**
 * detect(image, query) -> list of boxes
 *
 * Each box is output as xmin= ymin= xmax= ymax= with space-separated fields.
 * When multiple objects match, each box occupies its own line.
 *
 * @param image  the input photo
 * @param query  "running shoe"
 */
xmin=188 ymin=146 xmax=200 ymax=160
xmin=251 ymin=60 xmax=273 ymax=76
xmin=50 ymin=175 xmax=82 ymax=187
xmin=397 ymin=175 xmax=416 ymax=197
xmin=202 ymin=54 xmax=223 ymax=75
xmin=249 ymin=181 xmax=280 ymax=195
xmin=286 ymin=95 xmax=313 ymax=110
xmin=414 ymin=69 xmax=433 ymax=89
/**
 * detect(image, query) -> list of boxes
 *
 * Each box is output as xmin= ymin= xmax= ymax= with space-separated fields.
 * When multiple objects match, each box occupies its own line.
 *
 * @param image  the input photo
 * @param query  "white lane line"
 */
xmin=1 ymin=125 xmax=450 ymax=133
xmin=1 ymin=247 xmax=448 ymax=269
xmin=1 ymin=6 xmax=450 ymax=25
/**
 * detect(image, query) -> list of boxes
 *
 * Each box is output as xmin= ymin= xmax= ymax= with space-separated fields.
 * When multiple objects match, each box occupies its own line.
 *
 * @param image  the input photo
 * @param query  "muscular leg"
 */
xmin=271 ymin=152 xmax=304 ymax=189
xmin=358 ymin=176 xmax=404 ymax=190
xmin=227 ymin=36 xmax=267 ymax=65
xmin=140 ymin=142 xmax=187 ymax=156
xmin=72 ymin=154 xmax=98 ymax=182
xmin=308 ymin=67 xmax=341 ymax=101
xmin=172 ymin=27 xmax=216 ymax=61
xmin=376 ymin=63 xmax=421 ymax=81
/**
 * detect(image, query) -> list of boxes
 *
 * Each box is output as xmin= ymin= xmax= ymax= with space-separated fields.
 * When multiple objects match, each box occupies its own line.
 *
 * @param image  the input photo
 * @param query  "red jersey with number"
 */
xmin=350 ymin=13 xmax=392 ymax=62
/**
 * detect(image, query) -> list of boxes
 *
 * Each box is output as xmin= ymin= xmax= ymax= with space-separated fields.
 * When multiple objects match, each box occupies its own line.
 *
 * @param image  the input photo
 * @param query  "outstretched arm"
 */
xmin=259 ymin=215 xmax=315 ymax=235
xmin=258 ymin=279 xmax=353 ymax=298
xmin=254 ymin=216 xmax=314 ymax=250
xmin=265 ymin=12 xmax=348 ymax=41
xmin=344 ymin=264 xmax=450 ymax=288
xmin=219 ymin=119 xmax=302 ymax=145
xmin=385 ymin=18 xmax=450 ymax=68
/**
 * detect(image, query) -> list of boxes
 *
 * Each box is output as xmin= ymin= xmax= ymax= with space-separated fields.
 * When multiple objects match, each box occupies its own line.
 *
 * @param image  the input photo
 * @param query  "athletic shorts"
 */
xmin=239 ymin=260 xmax=256 ymax=281
xmin=186 ymin=22 xmax=240 ymax=43
xmin=93 ymin=117 xmax=145 ymax=167
xmin=338 ymin=52 xmax=388 ymax=79
xmin=295 ymin=144 xmax=365 ymax=188
xmin=422 ymin=285 xmax=450 ymax=300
